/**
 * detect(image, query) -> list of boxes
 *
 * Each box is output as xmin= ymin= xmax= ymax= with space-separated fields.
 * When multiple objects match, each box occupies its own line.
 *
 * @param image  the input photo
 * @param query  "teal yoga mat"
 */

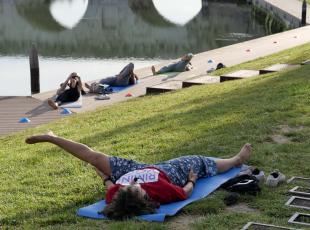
xmin=77 ymin=167 xmax=241 ymax=222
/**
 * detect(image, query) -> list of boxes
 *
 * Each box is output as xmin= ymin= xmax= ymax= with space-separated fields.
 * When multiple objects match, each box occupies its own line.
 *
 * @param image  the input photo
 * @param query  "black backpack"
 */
xmin=221 ymin=174 xmax=261 ymax=195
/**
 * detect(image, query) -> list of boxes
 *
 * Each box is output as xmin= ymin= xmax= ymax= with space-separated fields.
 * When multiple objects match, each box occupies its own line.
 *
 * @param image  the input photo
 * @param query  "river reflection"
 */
xmin=1 ymin=0 xmax=269 ymax=59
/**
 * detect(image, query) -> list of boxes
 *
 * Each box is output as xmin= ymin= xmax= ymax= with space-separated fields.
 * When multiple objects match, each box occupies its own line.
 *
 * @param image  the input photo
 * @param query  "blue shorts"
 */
xmin=109 ymin=155 xmax=217 ymax=187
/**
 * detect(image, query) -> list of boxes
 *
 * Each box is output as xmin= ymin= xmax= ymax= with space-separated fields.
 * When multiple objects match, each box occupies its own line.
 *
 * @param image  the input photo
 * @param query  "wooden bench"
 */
xmin=259 ymin=64 xmax=300 ymax=74
xmin=220 ymin=70 xmax=260 ymax=82
xmin=146 ymin=81 xmax=183 ymax=94
xmin=182 ymin=75 xmax=220 ymax=88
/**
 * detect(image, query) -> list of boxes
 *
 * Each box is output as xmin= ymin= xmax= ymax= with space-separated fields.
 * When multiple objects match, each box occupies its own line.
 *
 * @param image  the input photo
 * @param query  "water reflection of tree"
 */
xmin=128 ymin=0 xmax=173 ymax=27
xmin=14 ymin=0 xmax=65 ymax=32
xmin=1 ymin=0 xmax=268 ymax=59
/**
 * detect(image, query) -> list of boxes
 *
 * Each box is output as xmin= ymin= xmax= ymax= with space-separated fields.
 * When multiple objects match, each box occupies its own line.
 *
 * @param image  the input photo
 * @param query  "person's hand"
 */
xmin=188 ymin=168 xmax=198 ymax=183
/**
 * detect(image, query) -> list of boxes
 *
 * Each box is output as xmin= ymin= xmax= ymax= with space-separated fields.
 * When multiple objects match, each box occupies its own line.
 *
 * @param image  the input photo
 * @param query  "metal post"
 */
xmin=29 ymin=43 xmax=40 ymax=94
xmin=301 ymin=0 xmax=307 ymax=26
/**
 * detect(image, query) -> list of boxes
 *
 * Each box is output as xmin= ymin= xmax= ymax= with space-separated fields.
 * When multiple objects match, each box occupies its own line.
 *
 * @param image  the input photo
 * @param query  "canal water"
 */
xmin=1 ymin=0 xmax=273 ymax=96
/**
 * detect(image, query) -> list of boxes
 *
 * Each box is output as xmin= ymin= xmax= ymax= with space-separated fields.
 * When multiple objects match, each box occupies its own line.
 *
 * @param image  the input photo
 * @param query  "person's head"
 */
xmin=182 ymin=53 xmax=194 ymax=61
xmin=102 ymin=183 xmax=159 ymax=220
xmin=128 ymin=73 xmax=138 ymax=85
xmin=69 ymin=73 xmax=83 ymax=89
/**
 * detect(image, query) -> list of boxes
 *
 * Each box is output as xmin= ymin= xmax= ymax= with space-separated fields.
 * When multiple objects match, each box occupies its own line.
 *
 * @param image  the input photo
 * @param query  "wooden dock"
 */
xmin=0 ymin=96 xmax=62 ymax=137
xmin=1 ymin=25 xmax=310 ymax=137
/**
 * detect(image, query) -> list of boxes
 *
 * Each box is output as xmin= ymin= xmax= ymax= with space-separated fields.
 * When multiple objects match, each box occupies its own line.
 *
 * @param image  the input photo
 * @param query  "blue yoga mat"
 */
xmin=110 ymin=81 xmax=139 ymax=93
xmin=77 ymin=167 xmax=241 ymax=222
xmin=110 ymin=86 xmax=130 ymax=93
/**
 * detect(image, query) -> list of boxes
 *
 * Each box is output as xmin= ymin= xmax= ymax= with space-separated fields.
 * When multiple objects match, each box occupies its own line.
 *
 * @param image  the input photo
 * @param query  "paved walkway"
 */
xmin=1 ymin=0 xmax=310 ymax=137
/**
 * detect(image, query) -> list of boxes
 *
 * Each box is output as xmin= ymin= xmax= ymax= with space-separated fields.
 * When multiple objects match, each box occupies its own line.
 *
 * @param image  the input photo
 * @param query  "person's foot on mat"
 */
xmin=151 ymin=66 xmax=156 ymax=75
xmin=25 ymin=131 xmax=56 ymax=144
xmin=235 ymin=143 xmax=252 ymax=166
xmin=48 ymin=99 xmax=59 ymax=110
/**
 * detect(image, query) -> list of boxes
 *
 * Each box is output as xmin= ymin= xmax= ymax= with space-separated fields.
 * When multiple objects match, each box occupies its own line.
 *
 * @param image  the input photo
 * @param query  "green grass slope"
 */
xmin=0 ymin=54 xmax=310 ymax=229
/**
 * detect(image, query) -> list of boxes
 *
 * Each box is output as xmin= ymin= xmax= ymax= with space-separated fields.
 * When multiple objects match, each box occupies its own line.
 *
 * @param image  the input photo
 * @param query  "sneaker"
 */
xmin=265 ymin=170 xmax=286 ymax=187
xmin=252 ymin=168 xmax=265 ymax=183
xmin=238 ymin=166 xmax=265 ymax=183
xmin=95 ymin=94 xmax=110 ymax=100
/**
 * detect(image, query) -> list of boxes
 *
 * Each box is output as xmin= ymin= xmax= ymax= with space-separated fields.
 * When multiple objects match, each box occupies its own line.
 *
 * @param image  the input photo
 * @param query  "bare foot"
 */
xmin=48 ymin=99 xmax=58 ymax=110
xmin=25 ymin=131 xmax=56 ymax=144
xmin=151 ymin=66 xmax=156 ymax=75
xmin=235 ymin=143 xmax=252 ymax=166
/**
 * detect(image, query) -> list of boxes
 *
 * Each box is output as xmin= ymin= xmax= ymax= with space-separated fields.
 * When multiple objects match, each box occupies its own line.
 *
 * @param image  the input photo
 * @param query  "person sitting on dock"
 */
xmin=151 ymin=53 xmax=194 ymax=75
xmin=25 ymin=131 xmax=252 ymax=220
xmin=48 ymin=72 xmax=85 ymax=110
xmin=85 ymin=63 xmax=138 ymax=94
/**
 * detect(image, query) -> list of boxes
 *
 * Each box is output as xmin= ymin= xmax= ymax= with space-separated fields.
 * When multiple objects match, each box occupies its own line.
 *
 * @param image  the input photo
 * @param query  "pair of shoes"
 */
xmin=238 ymin=166 xmax=265 ymax=183
xmin=95 ymin=94 xmax=110 ymax=100
xmin=265 ymin=169 xmax=286 ymax=187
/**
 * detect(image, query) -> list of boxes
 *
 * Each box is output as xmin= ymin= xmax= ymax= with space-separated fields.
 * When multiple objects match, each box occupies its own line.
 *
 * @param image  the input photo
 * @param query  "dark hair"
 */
xmin=128 ymin=73 xmax=138 ymax=85
xmin=101 ymin=185 xmax=159 ymax=220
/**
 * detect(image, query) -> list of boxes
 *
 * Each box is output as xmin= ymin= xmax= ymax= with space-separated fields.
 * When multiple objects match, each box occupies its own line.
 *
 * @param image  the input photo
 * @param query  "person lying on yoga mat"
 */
xmin=48 ymin=72 xmax=85 ymax=110
xmin=151 ymin=53 xmax=194 ymax=75
xmin=25 ymin=131 xmax=252 ymax=220
xmin=85 ymin=63 xmax=138 ymax=94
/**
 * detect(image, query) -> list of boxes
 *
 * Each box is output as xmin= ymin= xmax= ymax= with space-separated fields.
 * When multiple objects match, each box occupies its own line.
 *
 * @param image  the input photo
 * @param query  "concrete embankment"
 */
xmin=253 ymin=0 xmax=310 ymax=27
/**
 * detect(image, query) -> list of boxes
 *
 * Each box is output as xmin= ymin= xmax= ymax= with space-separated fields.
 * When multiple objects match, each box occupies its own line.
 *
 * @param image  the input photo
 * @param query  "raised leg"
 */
xmin=215 ymin=143 xmax=252 ymax=173
xmin=151 ymin=66 xmax=156 ymax=75
xmin=48 ymin=99 xmax=59 ymax=110
xmin=25 ymin=131 xmax=112 ymax=176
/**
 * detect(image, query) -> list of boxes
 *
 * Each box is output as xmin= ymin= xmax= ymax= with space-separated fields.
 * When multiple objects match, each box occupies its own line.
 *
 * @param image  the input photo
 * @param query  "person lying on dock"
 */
xmin=48 ymin=72 xmax=85 ymax=110
xmin=25 ymin=131 xmax=252 ymax=220
xmin=85 ymin=63 xmax=138 ymax=94
xmin=151 ymin=53 xmax=194 ymax=75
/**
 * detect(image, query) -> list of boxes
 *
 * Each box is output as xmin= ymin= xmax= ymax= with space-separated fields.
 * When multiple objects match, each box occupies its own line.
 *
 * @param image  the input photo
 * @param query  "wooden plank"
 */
xmin=220 ymin=70 xmax=260 ymax=82
xmin=0 ymin=97 xmax=62 ymax=137
xmin=146 ymin=81 xmax=182 ymax=94
xmin=288 ymin=212 xmax=310 ymax=227
xmin=182 ymin=75 xmax=220 ymax=88
xmin=259 ymin=64 xmax=300 ymax=74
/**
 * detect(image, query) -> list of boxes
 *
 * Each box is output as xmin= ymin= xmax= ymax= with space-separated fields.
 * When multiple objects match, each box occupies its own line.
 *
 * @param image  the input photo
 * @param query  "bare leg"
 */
xmin=25 ymin=131 xmax=112 ymax=176
xmin=48 ymin=99 xmax=59 ymax=110
xmin=85 ymin=82 xmax=91 ymax=89
xmin=151 ymin=66 xmax=156 ymax=75
xmin=215 ymin=143 xmax=252 ymax=173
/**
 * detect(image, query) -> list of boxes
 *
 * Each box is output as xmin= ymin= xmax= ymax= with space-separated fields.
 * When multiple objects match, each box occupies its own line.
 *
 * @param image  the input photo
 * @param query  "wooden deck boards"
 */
xmin=182 ymin=75 xmax=220 ymax=88
xmin=0 ymin=96 xmax=62 ymax=137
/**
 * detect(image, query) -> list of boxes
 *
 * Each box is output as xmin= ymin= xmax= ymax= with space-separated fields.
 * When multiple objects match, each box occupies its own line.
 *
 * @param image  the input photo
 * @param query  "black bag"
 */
xmin=221 ymin=174 xmax=261 ymax=195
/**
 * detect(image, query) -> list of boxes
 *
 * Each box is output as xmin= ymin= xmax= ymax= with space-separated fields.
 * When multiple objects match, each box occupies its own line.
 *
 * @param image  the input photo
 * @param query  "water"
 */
xmin=0 ymin=0 xmax=271 ymax=96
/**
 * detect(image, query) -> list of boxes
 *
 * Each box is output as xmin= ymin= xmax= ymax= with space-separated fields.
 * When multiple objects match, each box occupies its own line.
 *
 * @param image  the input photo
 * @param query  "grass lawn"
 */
xmin=0 ymin=43 xmax=310 ymax=229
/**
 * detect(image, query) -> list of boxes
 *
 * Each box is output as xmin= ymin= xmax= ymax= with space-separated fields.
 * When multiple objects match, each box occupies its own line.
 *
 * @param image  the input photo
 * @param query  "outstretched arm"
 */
xmin=25 ymin=131 xmax=112 ymax=176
